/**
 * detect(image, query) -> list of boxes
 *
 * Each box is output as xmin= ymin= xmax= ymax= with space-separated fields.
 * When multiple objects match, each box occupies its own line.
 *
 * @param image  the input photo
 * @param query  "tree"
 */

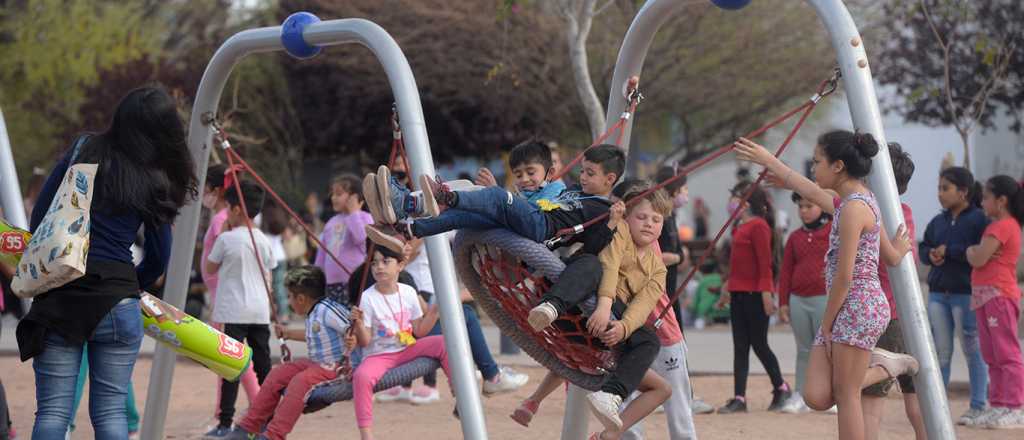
xmin=875 ymin=0 xmax=1023 ymax=169
xmin=553 ymin=0 xmax=616 ymax=139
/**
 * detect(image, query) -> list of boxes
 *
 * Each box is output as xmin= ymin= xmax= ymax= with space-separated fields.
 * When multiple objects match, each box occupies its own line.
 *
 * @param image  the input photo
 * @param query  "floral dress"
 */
xmin=814 ymin=192 xmax=890 ymax=351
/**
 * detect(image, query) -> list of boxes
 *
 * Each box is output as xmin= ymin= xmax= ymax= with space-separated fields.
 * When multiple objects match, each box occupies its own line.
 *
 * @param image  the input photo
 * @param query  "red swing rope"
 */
xmin=216 ymin=132 xmax=293 ymax=363
xmin=652 ymin=69 xmax=841 ymax=325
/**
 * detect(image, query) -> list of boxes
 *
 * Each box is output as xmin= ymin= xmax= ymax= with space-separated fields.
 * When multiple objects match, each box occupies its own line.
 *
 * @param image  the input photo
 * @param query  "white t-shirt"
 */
xmin=267 ymin=233 xmax=286 ymax=263
xmin=402 ymin=231 xmax=455 ymax=297
xmin=208 ymin=227 xmax=278 ymax=324
xmin=359 ymin=283 xmax=423 ymax=358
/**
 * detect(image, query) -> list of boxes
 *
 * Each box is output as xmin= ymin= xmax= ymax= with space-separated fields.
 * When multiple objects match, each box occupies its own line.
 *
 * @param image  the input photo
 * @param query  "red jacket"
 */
xmin=778 ymin=222 xmax=831 ymax=307
xmin=727 ymin=217 xmax=774 ymax=293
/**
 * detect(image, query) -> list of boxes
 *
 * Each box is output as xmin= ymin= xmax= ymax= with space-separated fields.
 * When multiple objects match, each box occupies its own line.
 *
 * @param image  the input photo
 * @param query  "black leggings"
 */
xmin=730 ymin=292 xmax=785 ymax=397
xmin=219 ymin=323 xmax=272 ymax=427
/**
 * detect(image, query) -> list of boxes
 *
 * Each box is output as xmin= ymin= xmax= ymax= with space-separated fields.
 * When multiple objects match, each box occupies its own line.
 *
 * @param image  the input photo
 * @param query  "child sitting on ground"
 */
xmin=205 ymin=180 xmax=277 ymax=437
xmin=351 ymin=244 xmax=453 ymax=440
xmin=316 ymin=174 xmax=373 ymax=304
xmin=525 ymin=183 xmax=672 ymax=436
xmin=363 ymin=144 xmax=625 ymax=257
xmin=227 ymin=266 xmax=352 ymax=440
xmin=475 ymin=139 xmax=567 ymax=205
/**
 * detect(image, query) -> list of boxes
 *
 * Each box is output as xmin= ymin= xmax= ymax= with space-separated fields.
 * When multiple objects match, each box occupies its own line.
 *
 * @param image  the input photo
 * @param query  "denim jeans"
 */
xmin=412 ymin=186 xmax=548 ymax=242
xmin=417 ymin=303 xmax=500 ymax=388
xmin=928 ymin=291 xmax=988 ymax=410
xmin=32 ymin=298 xmax=143 ymax=439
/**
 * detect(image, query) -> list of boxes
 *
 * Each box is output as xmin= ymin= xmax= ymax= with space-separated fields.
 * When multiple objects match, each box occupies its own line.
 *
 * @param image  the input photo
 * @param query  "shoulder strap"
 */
xmin=69 ymin=135 xmax=90 ymax=165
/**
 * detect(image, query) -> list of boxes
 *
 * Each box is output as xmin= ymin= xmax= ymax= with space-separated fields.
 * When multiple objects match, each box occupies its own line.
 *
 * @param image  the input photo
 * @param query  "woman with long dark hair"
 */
xmin=16 ymin=85 xmax=198 ymax=438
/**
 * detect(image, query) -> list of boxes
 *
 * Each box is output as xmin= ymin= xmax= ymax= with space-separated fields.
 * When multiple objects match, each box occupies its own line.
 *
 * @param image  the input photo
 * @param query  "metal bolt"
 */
xmin=851 ymin=37 xmax=861 ymax=47
xmin=858 ymin=59 xmax=868 ymax=68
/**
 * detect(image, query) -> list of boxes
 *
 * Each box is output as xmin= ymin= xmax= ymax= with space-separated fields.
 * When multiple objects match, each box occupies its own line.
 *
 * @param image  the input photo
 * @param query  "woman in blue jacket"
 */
xmin=919 ymin=166 xmax=990 ymax=425
xmin=16 ymin=86 xmax=198 ymax=438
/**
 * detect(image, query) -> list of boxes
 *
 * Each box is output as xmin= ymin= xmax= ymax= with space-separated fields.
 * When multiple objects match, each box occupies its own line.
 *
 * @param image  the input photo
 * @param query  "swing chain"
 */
xmin=202 ymin=112 xmax=232 ymax=150
xmin=811 ymin=67 xmax=842 ymax=103
xmin=391 ymin=103 xmax=402 ymax=140
xmin=621 ymin=84 xmax=644 ymax=119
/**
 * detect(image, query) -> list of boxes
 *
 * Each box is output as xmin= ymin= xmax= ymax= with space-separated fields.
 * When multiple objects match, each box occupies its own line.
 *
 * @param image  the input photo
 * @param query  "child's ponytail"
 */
xmin=986 ymin=175 xmax=1024 ymax=226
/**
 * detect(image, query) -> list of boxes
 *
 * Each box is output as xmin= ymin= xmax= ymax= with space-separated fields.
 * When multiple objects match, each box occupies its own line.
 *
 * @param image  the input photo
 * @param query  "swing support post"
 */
xmin=577 ymin=1 xmax=953 ymax=439
xmin=142 ymin=17 xmax=487 ymax=440
xmin=0 ymin=105 xmax=28 ymax=230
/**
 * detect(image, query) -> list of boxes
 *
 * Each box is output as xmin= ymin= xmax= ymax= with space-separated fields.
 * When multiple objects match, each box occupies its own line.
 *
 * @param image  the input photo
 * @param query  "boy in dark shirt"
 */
xmin=363 ymin=144 xmax=624 ymax=256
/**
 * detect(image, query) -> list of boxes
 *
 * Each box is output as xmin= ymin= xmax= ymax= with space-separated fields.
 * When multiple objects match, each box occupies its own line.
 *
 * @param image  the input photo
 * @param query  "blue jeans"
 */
xmin=422 ymin=304 xmax=500 ymax=386
xmin=928 ymin=292 xmax=988 ymax=409
xmin=32 ymin=298 xmax=143 ymax=439
xmin=412 ymin=187 xmax=548 ymax=242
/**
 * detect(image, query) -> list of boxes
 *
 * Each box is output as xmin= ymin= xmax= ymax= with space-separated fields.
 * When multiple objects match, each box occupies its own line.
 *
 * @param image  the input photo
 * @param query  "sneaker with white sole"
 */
xmin=958 ymin=407 xmax=987 ymax=426
xmin=482 ymin=366 xmax=529 ymax=396
xmin=528 ymin=302 xmax=559 ymax=331
xmin=869 ymin=347 xmax=920 ymax=379
xmin=363 ymin=173 xmax=386 ymax=223
xmin=586 ymin=391 xmax=624 ymax=431
xmin=409 ymin=385 xmax=441 ymax=405
xmin=374 ymin=165 xmax=406 ymax=223
xmin=780 ymin=393 xmax=811 ymax=414
xmin=691 ymin=397 xmax=715 ymax=415
xmin=202 ymin=426 xmax=234 ymax=439
xmin=983 ymin=408 xmax=1024 ymax=429
xmin=365 ymin=224 xmax=409 ymax=256
xmin=375 ymin=386 xmax=412 ymax=403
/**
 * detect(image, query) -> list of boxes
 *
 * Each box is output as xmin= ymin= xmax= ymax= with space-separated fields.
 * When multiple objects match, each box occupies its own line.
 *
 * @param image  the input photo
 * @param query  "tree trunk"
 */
xmin=960 ymin=129 xmax=971 ymax=170
xmin=563 ymin=0 xmax=606 ymax=140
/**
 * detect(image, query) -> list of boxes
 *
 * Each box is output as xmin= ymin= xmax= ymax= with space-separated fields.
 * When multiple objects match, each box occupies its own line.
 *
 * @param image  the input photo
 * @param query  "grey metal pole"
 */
xmin=142 ymin=18 xmax=487 ymax=439
xmin=561 ymin=385 xmax=591 ymax=440
xmin=0 ymin=106 xmax=28 ymax=229
xmin=807 ymin=1 xmax=954 ymax=438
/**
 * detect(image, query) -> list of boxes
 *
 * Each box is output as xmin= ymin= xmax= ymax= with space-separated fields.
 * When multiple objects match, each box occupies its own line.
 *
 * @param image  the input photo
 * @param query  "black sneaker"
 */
xmin=717 ymin=398 xmax=747 ymax=414
xmin=768 ymin=388 xmax=793 ymax=412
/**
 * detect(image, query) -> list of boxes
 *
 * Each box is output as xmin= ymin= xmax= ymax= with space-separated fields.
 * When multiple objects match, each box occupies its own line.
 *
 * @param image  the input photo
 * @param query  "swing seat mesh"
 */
xmin=302 ymin=357 xmax=440 ymax=413
xmin=454 ymin=229 xmax=616 ymax=391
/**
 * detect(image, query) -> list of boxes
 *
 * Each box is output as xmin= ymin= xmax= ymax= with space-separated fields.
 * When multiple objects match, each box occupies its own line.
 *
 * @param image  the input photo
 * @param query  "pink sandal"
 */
xmin=510 ymin=399 xmax=540 ymax=427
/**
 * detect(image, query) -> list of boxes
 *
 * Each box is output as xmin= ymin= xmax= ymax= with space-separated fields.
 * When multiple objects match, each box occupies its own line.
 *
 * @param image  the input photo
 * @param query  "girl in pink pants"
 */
xmin=352 ymin=243 xmax=451 ymax=440
xmin=967 ymin=175 xmax=1024 ymax=429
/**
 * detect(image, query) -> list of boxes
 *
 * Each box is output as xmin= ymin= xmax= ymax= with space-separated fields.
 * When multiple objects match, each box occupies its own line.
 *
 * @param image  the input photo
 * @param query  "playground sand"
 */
xmin=1 ymin=357 xmax=1000 ymax=439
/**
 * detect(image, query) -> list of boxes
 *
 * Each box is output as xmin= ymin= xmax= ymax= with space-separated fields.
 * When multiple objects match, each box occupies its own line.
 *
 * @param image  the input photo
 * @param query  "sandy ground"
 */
xmin=1 ymin=356 xmax=1010 ymax=440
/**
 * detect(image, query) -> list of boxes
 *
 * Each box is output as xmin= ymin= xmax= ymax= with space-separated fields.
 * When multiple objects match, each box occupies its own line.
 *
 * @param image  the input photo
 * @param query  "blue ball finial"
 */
xmin=281 ymin=12 xmax=322 ymax=59
xmin=711 ymin=0 xmax=751 ymax=10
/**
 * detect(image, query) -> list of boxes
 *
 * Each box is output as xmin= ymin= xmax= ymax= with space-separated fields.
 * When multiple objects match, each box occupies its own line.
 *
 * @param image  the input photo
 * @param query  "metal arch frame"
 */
xmin=0 ymin=106 xmax=29 ymax=230
xmin=141 ymin=18 xmax=487 ymax=440
xmin=561 ymin=0 xmax=955 ymax=439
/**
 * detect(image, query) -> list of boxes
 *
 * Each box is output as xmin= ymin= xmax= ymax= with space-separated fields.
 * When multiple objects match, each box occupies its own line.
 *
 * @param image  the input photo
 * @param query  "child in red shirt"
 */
xmin=967 ymin=175 xmax=1024 ymax=429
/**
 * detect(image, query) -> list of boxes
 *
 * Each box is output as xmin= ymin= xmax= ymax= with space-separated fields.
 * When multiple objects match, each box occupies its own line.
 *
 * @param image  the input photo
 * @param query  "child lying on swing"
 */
xmin=526 ymin=183 xmax=673 ymax=438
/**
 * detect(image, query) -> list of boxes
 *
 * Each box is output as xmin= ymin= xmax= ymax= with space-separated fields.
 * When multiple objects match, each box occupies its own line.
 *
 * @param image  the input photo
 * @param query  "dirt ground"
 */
xmin=1 ymin=356 xmax=1007 ymax=439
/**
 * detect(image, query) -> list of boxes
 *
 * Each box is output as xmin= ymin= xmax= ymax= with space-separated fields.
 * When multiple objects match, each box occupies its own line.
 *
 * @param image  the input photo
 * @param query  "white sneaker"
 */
xmin=823 ymin=405 xmax=838 ymax=414
xmin=958 ymin=407 xmax=987 ymax=426
xmin=482 ymin=367 xmax=529 ymax=396
xmin=409 ymin=386 xmax=441 ymax=405
xmin=654 ymin=404 xmax=665 ymax=414
xmin=586 ymin=391 xmax=624 ymax=431
xmin=780 ymin=393 xmax=810 ymax=414
xmin=983 ymin=408 xmax=1024 ymax=429
xmin=869 ymin=348 xmax=919 ymax=378
xmin=528 ymin=302 xmax=558 ymax=331
xmin=691 ymin=397 xmax=715 ymax=415
xmin=375 ymin=386 xmax=412 ymax=403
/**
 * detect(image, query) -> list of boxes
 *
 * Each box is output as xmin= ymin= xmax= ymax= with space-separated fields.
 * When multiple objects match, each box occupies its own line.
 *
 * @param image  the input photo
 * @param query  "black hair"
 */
xmin=285 ymin=265 xmax=326 ymax=301
xmin=261 ymin=202 xmax=288 ymax=236
xmin=985 ymin=175 xmax=1024 ymax=225
xmin=791 ymin=191 xmax=833 ymax=225
xmin=76 ymin=85 xmax=199 ymax=225
xmin=939 ymin=167 xmax=982 ymax=208
xmin=225 ymin=180 xmax=266 ymax=219
xmin=206 ymin=164 xmax=228 ymax=190
xmin=332 ymin=173 xmax=363 ymax=203
xmin=699 ymin=259 xmax=718 ymax=275
xmin=583 ymin=144 xmax=626 ymax=184
xmin=509 ymin=140 xmax=553 ymax=171
xmin=612 ymin=178 xmax=647 ymax=200
xmin=369 ymin=240 xmax=405 ymax=262
xmin=887 ymin=142 xmax=914 ymax=195
xmin=655 ymin=166 xmax=686 ymax=195
xmin=817 ymin=130 xmax=879 ymax=178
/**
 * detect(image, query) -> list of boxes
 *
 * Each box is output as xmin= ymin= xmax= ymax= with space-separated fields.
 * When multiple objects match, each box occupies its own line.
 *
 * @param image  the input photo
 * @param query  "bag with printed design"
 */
xmin=12 ymin=136 xmax=95 ymax=298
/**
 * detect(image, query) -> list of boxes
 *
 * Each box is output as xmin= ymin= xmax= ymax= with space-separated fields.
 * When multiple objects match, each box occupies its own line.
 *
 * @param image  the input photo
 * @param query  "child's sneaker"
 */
xmin=375 ymin=385 xmax=412 ymax=403
xmin=363 ymin=173 xmax=387 ymax=223
xmin=767 ymin=384 xmax=792 ymax=412
xmin=409 ymin=385 xmax=441 ymax=405
xmin=586 ymin=391 xmax=624 ymax=431
xmin=958 ymin=407 xmax=987 ymax=426
xmin=366 ymin=223 xmax=411 ymax=256
xmin=202 ymin=425 xmax=234 ymax=439
xmin=482 ymin=366 xmax=529 ymax=396
xmin=983 ymin=408 xmax=1024 ymax=429
xmin=780 ymin=393 xmax=811 ymax=414
xmin=716 ymin=397 xmax=747 ymax=414
xmin=528 ymin=302 xmax=558 ymax=331
xmin=223 ymin=427 xmax=264 ymax=440
xmin=691 ymin=397 xmax=715 ymax=415
xmin=869 ymin=348 xmax=919 ymax=378
xmin=418 ymin=174 xmax=455 ymax=215
xmin=511 ymin=399 xmax=540 ymax=427
xmin=374 ymin=165 xmax=420 ymax=223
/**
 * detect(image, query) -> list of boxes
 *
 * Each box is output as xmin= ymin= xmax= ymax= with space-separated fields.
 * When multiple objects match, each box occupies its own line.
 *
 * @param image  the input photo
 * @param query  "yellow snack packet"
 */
xmin=0 ymin=218 xmax=31 ymax=266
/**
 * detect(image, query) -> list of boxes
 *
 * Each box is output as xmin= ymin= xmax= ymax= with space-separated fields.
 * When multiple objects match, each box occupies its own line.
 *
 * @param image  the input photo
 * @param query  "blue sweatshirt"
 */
xmin=30 ymin=145 xmax=172 ymax=289
xmin=918 ymin=205 xmax=989 ymax=294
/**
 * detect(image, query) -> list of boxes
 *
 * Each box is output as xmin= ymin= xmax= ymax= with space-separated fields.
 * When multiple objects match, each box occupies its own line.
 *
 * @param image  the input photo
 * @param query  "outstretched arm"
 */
xmin=733 ymin=138 xmax=835 ymax=214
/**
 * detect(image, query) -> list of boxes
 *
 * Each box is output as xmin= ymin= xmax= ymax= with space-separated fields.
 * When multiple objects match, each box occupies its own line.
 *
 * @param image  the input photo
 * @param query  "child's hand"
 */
xmin=599 ymin=321 xmax=626 ymax=346
xmin=929 ymin=247 xmax=945 ymax=266
xmin=762 ymin=292 xmax=777 ymax=317
xmin=274 ymin=323 xmax=287 ymax=339
xmin=733 ymin=137 xmax=776 ymax=166
xmin=713 ymin=291 xmax=730 ymax=310
xmin=344 ymin=331 xmax=357 ymax=350
xmin=607 ymin=201 xmax=626 ymax=229
xmin=475 ymin=167 xmax=498 ymax=187
xmin=350 ymin=307 xmax=364 ymax=325
xmin=762 ymin=170 xmax=790 ymax=190
xmin=891 ymin=224 xmax=912 ymax=259
xmin=587 ymin=307 xmax=612 ymax=337
xmin=779 ymin=305 xmax=790 ymax=323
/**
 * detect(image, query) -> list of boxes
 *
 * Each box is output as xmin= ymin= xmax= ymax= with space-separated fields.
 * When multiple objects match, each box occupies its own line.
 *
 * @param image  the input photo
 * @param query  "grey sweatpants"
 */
xmin=789 ymin=295 xmax=827 ymax=394
xmin=621 ymin=341 xmax=697 ymax=440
